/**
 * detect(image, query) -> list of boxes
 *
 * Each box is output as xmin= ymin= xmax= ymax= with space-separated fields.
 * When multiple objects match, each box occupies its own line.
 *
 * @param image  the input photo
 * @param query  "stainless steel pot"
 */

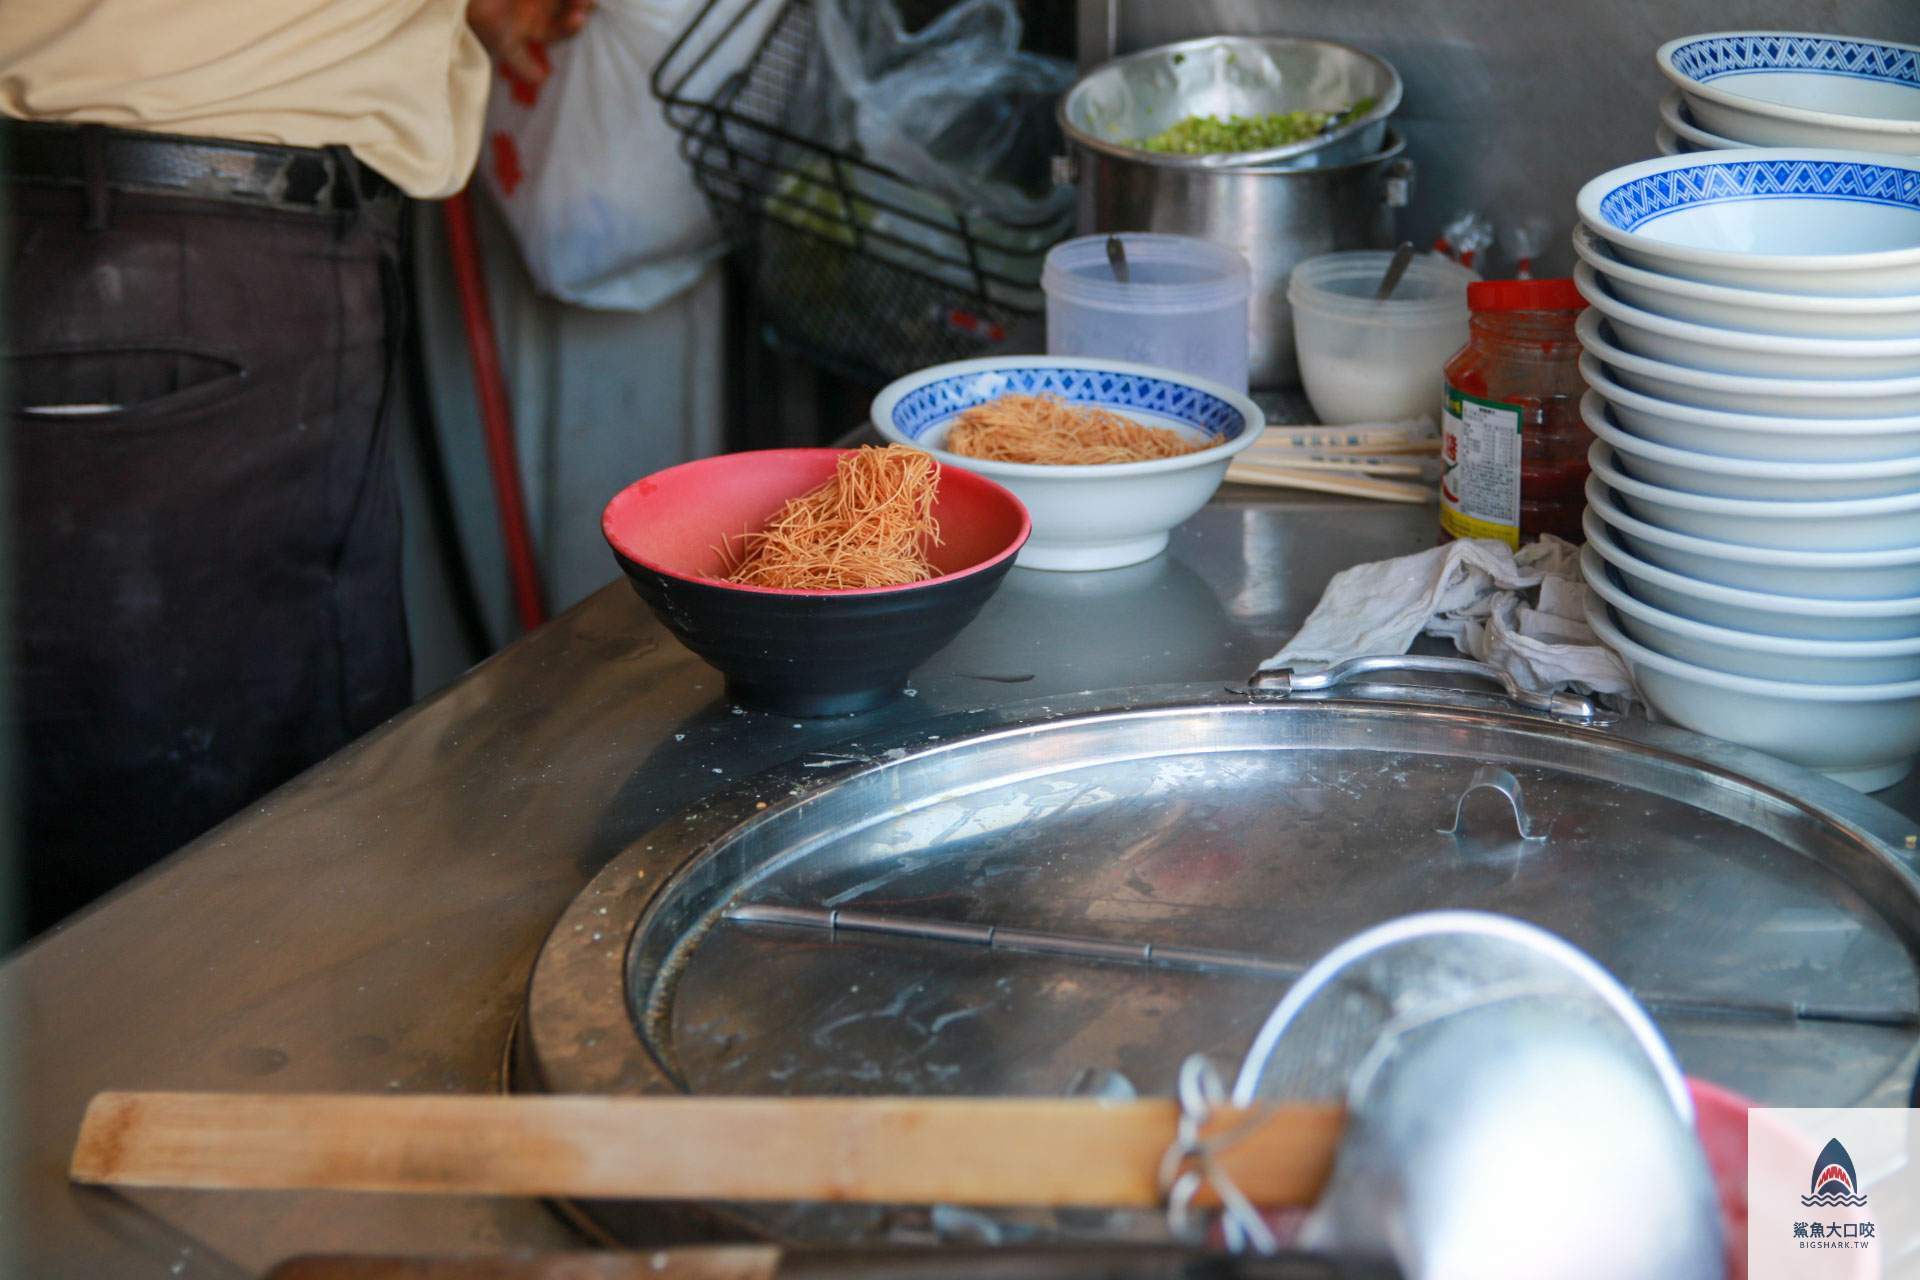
xmin=1058 ymin=35 xmax=1403 ymax=172
xmin=1062 ymin=130 xmax=1412 ymax=390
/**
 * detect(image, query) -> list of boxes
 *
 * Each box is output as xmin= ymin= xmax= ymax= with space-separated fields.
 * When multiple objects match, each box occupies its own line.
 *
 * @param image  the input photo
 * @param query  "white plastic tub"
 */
xmin=1288 ymin=251 xmax=1476 ymax=424
xmin=1043 ymin=234 xmax=1252 ymax=392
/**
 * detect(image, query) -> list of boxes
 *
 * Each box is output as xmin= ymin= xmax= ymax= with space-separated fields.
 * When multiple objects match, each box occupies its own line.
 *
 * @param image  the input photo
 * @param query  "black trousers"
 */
xmin=5 ymin=156 xmax=413 ymax=935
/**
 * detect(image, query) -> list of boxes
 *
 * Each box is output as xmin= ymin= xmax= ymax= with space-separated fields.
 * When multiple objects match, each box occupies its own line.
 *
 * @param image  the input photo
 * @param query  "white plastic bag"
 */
xmin=480 ymin=0 xmax=765 ymax=311
xmin=809 ymin=0 xmax=1073 ymax=225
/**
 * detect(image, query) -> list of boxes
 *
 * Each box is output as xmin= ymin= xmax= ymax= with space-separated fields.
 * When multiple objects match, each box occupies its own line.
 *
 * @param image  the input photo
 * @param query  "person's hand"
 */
xmin=467 ymin=0 xmax=595 ymax=86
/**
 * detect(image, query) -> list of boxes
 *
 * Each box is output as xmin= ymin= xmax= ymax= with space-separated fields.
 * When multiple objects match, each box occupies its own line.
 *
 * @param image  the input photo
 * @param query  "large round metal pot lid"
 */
xmin=519 ymin=665 xmax=1920 ymax=1241
xmin=1059 ymin=35 xmax=1403 ymax=171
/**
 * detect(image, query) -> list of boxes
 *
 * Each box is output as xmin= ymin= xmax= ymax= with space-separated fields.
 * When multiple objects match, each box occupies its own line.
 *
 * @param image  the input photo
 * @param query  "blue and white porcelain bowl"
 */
xmin=1584 ymin=393 xmax=1920 ymax=502
xmin=1572 ymin=224 xmax=1920 ymax=341
xmin=1591 ymin=440 xmax=1920 ymax=552
xmin=1577 ymin=311 xmax=1920 ymax=418
xmin=1584 ymin=508 xmax=1920 ymax=643
xmin=1658 ymin=31 xmax=1920 ymax=154
xmin=1584 ymin=588 xmax=1920 ymax=793
xmin=1584 ymin=545 xmax=1920 ymax=686
xmin=872 ymin=356 xmax=1264 ymax=571
xmin=1580 ymin=355 xmax=1920 ymax=461
xmin=1574 ymin=262 xmax=1920 ymax=379
xmin=1656 ymin=89 xmax=1750 ymax=153
xmin=1588 ymin=474 xmax=1920 ymax=601
xmin=1576 ymin=149 xmax=1920 ymax=295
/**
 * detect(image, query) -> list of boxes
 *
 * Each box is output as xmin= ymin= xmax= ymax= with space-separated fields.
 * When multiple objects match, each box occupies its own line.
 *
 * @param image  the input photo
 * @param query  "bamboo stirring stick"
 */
xmin=70 ymin=1091 xmax=1345 ymax=1211
xmin=1225 ymin=461 xmax=1435 ymax=505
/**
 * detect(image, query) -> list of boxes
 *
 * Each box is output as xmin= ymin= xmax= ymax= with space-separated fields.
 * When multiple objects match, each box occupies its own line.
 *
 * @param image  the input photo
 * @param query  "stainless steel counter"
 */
xmin=9 ymin=488 xmax=1918 ymax=1277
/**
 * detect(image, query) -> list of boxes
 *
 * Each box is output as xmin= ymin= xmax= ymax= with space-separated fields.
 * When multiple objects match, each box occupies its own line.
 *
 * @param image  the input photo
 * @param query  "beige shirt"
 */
xmin=0 ymin=0 xmax=491 ymax=198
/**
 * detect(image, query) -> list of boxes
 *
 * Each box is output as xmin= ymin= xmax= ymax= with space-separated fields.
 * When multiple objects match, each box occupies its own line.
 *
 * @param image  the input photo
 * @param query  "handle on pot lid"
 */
xmin=1243 ymin=654 xmax=1611 ymax=725
xmin=1383 ymin=157 xmax=1414 ymax=209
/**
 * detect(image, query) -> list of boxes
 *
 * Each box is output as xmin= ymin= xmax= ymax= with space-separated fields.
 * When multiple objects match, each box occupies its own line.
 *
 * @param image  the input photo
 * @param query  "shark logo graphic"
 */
xmin=1802 ymin=1138 xmax=1869 ymax=1208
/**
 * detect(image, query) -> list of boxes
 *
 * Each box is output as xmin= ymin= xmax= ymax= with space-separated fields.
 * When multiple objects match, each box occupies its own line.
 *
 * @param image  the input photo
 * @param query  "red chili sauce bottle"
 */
xmin=1438 ymin=278 xmax=1590 ymax=546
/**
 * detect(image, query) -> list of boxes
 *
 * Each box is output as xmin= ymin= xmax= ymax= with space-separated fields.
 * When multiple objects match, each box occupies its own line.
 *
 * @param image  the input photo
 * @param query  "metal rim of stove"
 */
xmin=512 ymin=675 xmax=1920 ymax=1239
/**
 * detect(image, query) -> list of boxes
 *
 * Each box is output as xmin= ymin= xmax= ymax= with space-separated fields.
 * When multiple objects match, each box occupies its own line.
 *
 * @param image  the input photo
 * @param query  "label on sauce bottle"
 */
xmin=1438 ymin=383 xmax=1522 ymax=547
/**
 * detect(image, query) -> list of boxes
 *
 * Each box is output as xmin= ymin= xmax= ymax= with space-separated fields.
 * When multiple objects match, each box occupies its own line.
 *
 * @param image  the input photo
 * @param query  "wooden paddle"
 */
xmin=267 ymin=1250 xmax=782 ymax=1280
xmin=262 ymin=1244 xmax=1396 ymax=1279
xmin=70 ymin=1091 xmax=1343 ymax=1210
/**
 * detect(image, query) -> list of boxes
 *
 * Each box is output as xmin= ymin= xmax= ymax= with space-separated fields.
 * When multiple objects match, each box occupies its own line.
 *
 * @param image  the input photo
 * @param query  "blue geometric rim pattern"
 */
xmin=890 ymin=367 xmax=1246 ymax=441
xmin=1670 ymin=34 xmax=1920 ymax=89
xmin=1596 ymin=158 xmax=1920 ymax=232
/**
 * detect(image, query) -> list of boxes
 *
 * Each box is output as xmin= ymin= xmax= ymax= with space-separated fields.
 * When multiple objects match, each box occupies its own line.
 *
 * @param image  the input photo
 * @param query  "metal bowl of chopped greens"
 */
xmin=1059 ymin=35 xmax=1401 ymax=171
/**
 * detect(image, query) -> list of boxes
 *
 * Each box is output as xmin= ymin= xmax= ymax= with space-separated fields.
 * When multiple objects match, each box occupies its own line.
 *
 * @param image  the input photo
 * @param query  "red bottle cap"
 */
xmin=1467 ymin=277 xmax=1586 ymax=313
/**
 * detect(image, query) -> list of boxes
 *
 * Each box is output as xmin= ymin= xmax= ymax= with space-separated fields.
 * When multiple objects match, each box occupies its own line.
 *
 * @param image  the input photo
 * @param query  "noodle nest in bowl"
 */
xmin=944 ymin=393 xmax=1210 ymax=465
xmin=724 ymin=445 xmax=944 ymax=591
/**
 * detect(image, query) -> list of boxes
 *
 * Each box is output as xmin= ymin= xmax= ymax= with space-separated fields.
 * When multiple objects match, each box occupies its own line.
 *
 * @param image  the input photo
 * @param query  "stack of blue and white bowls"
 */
xmin=1574 ymin=31 xmax=1920 ymax=790
xmin=1653 ymin=30 xmax=1920 ymax=157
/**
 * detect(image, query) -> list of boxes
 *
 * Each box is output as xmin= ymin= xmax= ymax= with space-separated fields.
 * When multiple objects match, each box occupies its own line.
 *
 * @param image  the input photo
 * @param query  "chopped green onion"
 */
xmin=1133 ymin=98 xmax=1377 ymax=155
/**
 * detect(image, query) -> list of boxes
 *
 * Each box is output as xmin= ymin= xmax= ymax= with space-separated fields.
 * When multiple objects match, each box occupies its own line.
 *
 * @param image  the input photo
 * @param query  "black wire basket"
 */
xmin=652 ymin=0 xmax=1073 ymax=384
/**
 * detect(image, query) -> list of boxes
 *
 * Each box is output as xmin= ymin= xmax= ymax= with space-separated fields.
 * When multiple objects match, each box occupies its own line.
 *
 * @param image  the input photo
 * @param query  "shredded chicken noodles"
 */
xmin=723 ymin=446 xmax=943 ymax=590
xmin=944 ymin=394 xmax=1209 ymax=465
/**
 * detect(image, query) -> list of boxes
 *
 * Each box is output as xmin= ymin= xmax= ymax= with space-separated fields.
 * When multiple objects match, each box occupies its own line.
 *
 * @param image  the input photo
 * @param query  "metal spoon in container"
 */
xmin=1374 ymin=240 xmax=1415 ymax=301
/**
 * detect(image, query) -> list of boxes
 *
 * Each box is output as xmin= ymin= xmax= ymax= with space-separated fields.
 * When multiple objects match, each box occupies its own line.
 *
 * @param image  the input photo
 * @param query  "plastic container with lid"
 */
xmin=1042 ymin=233 xmax=1252 ymax=391
xmin=1289 ymin=251 xmax=1477 ymax=424
xmin=1439 ymin=278 xmax=1591 ymax=546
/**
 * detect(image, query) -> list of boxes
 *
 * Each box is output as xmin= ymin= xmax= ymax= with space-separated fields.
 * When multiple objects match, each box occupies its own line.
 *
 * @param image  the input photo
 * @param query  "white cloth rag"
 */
xmin=1263 ymin=535 xmax=1636 ymax=699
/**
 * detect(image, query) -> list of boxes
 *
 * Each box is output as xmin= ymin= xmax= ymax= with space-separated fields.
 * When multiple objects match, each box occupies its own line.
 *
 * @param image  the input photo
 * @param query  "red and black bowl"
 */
xmin=603 ymin=449 xmax=1030 ymax=717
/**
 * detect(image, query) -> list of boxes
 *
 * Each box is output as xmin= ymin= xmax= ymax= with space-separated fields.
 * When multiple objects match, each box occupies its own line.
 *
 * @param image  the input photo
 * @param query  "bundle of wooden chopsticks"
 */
xmin=1226 ymin=418 xmax=1440 ymax=505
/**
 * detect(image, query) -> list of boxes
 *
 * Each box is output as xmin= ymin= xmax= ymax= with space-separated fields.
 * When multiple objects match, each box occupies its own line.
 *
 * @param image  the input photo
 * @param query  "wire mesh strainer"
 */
xmin=1230 ymin=911 xmax=1693 ymax=1118
xmin=1226 ymin=912 xmax=1722 ymax=1279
